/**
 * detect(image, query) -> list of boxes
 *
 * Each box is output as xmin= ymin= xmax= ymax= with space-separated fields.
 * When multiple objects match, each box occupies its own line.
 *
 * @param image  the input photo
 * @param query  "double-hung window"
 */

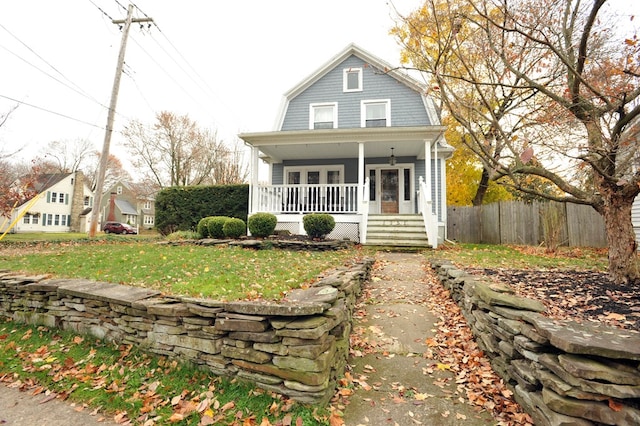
xmin=310 ymin=103 xmax=337 ymax=129
xmin=361 ymin=100 xmax=390 ymax=127
xmin=343 ymin=67 xmax=362 ymax=92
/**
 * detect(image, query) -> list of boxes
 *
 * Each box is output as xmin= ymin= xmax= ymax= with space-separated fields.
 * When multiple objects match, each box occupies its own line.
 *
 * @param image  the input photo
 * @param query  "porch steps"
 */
xmin=365 ymin=214 xmax=431 ymax=248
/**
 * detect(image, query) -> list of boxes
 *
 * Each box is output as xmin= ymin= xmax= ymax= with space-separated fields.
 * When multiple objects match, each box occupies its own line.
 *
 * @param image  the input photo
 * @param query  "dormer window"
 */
xmin=343 ymin=67 xmax=362 ymax=92
xmin=362 ymin=99 xmax=391 ymax=127
xmin=310 ymin=103 xmax=337 ymax=129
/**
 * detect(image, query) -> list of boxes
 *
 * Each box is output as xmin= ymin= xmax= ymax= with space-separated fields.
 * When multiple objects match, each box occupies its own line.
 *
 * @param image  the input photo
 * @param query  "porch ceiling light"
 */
xmin=389 ymin=147 xmax=396 ymax=165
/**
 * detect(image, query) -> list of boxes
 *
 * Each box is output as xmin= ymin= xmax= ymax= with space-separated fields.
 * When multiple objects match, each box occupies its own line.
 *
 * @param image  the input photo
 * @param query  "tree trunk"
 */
xmin=601 ymin=195 xmax=639 ymax=284
xmin=471 ymin=167 xmax=491 ymax=206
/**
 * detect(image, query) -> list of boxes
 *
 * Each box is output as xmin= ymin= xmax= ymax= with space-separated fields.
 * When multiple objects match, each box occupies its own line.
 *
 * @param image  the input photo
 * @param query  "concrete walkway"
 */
xmin=341 ymin=251 xmax=495 ymax=425
xmin=0 ymin=384 xmax=117 ymax=425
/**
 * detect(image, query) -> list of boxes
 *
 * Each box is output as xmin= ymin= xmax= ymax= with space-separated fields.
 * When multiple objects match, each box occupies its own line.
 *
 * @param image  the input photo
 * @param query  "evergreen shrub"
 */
xmin=223 ymin=218 xmax=246 ymax=239
xmin=207 ymin=216 xmax=230 ymax=239
xmin=302 ymin=213 xmax=335 ymax=239
xmin=247 ymin=213 xmax=277 ymax=238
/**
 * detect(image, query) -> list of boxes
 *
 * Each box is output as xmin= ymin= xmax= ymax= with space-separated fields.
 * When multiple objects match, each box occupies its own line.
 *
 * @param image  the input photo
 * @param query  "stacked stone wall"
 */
xmin=0 ymin=258 xmax=372 ymax=405
xmin=432 ymin=259 xmax=640 ymax=426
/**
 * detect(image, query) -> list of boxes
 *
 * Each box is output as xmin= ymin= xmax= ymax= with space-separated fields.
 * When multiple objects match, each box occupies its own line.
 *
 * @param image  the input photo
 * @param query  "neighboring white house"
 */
xmin=239 ymin=44 xmax=451 ymax=247
xmin=1 ymin=171 xmax=94 ymax=234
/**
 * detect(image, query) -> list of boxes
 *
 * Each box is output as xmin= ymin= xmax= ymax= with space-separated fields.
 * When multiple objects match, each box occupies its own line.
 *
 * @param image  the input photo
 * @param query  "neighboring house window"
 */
xmin=51 ymin=192 xmax=58 ymax=203
xmin=61 ymin=215 xmax=67 ymax=226
xmin=54 ymin=214 xmax=60 ymax=226
xmin=46 ymin=214 xmax=52 ymax=226
xmin=32 ymin=214 xmax=39 ymax=225
xmin=143 ymin=201 xmax=151 ymax=209
xmin=343 ymin=67 xmax=362 ymax=92
xmin=310 ymin=103 xmax=337 ymax=129
xmin=117 ymin=186 xmax=123 ymax=195
xmin=84 ymin=196 xmax=90 ymax=206
xmin=23 ymin=215 xmax=30 ymax=224
xmin=144 ymin=215 xmax=154 ymax=225
xmin=361 ymin=100 xmax=391 ymax=127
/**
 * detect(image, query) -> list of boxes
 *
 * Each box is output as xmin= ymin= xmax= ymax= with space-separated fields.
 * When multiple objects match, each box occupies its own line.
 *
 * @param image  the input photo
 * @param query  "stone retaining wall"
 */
xmin=0 ymin=258 xmax=373 ymax=405
xmin=432 ymin=259 xmax=640 ymax=426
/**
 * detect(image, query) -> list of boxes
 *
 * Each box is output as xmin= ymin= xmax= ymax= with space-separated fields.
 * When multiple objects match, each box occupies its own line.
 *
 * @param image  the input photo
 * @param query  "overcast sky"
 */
xmin=0 ymin=0 xmax=419 ymax=168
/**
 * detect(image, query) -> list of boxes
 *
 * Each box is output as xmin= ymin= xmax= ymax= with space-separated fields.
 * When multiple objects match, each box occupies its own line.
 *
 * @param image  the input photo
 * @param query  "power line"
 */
xmin=0 ymin=94 xmax=105 ymax=130
xmin=87 ymin=0 xmax=114 ymax=21
xmin=0 ymin=23 xmax=105 ymax=109
xmin=0 ymin=44 xmax=110 ymax=112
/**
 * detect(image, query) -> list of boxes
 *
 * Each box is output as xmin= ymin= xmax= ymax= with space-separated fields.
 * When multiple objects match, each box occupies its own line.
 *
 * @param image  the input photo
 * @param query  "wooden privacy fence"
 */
xmin=447 ymin=201 xmax=607 ymax=247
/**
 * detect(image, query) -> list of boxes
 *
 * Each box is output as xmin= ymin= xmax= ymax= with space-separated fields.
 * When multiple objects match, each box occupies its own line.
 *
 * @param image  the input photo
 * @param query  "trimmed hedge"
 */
xmin=248 ymin=213 xmax=277 ymax=238
xmin=155 ymin=185 xmax=248 ymax=236
xmin=303 ymin=213 xmax=335 ymax=239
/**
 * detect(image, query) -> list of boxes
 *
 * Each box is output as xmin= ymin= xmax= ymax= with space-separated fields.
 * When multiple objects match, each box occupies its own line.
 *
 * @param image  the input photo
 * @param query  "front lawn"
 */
xmin=0 ymin=240 xmax=360 ymax=301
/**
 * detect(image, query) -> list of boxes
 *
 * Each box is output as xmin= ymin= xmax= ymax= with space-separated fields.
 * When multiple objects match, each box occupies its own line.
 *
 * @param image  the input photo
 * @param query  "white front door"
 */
xmin=367 ymin=165 xmax=414 ymax=214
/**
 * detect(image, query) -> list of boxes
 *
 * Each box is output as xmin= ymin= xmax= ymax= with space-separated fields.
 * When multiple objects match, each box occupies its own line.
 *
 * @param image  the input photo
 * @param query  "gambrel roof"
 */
xmin=274 ymin=43 xmax=438 ymax=131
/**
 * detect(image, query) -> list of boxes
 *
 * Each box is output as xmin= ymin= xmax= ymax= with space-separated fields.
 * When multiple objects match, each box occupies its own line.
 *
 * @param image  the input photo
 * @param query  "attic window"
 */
xmin=343 ymin=67 xmax=362 ymax=92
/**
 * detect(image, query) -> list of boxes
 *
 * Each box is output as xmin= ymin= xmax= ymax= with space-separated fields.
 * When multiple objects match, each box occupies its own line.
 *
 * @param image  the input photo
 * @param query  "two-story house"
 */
xmin=1 ymin=171 xmax=94 ymax=234
xmin=240 ymin=44 xmax=451 ymax=247
xmin=99 ymin=180 xmax=156 ymax=230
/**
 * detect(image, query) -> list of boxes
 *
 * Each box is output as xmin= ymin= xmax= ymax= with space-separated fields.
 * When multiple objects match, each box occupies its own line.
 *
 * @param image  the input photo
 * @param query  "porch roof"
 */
xmin=239 ymin=126 xmax=448 ymax=162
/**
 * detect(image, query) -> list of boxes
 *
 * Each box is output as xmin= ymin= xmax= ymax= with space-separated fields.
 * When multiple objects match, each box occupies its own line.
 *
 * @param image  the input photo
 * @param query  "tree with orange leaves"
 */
xmin=394 ymin=0 xmax=640 ymax=284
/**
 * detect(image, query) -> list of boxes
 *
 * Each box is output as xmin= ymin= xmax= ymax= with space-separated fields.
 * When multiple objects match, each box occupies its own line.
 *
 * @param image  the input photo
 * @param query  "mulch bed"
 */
xmin=465 ymin=268 xmax=640 ymax=332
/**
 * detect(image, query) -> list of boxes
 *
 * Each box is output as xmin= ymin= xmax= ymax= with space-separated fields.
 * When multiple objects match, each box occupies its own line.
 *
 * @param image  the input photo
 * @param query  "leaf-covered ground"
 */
xmin=467 ymin=268 xmax=640 ymax=332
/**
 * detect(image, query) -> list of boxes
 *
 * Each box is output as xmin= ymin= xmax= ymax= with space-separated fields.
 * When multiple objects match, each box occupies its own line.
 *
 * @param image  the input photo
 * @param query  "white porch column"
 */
xmin=424 ymin=140 xmax=432 ymax=202
xmin=434 ymin=140 xmax=439 ymax=220
xmin=250 ymin=146 xmax=259 ymax=214
xmin=357 ymin=142 xmax=364 ymax=212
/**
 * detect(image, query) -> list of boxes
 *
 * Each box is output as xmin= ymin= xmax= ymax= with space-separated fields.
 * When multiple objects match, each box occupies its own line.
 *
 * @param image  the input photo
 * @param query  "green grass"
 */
xmin=0 ymin=240 xmax=358 ymax=301
xmin=431 ymin=242 xmax=609 ymax=271
xmin=0 ymin=319 xmax=330 ymax=425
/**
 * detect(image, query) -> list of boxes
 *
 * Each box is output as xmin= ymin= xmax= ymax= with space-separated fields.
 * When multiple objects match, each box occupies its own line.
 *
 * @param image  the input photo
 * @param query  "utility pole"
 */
xmin=89 ymin=4 xmax=153 ymax=236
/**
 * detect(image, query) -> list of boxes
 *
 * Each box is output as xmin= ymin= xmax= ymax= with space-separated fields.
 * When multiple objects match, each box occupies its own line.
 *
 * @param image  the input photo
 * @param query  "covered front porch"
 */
xmin=240 ymin=127 xmax=450 ymax=246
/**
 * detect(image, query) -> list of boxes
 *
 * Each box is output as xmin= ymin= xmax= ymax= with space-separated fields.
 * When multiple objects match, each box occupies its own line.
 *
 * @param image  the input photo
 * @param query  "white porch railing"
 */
xmin=255 ymin=184 xmax=360 ymax=214
xmin=418 ymin=176 xmax=439 ymax=248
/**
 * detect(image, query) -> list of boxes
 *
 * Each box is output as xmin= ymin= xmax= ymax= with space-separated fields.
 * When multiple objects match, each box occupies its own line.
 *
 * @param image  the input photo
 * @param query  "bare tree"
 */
xmin=395 ymin=0 xmax=640 ymax=284
xmin=41 ymin=139 xmax=95 ymax=173
xmin=123 ymin=111 xmax=246 ymax=188
xmin=0 ymin=104 xmax=20 ymax=160
xmin=84 ymin=152 xmax=132 ymax=192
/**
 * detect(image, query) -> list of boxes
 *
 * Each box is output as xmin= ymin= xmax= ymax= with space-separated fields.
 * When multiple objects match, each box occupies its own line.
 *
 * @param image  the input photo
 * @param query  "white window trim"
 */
xmin=283 ymin=165 xmax=345 ymax=185
xmin=309 ymin=102 xmax=338 ymax=130
xmin=343 ymin=67 xmax=363 ymax=92
xmin=361 ymin=99 xmax=391 ymax=127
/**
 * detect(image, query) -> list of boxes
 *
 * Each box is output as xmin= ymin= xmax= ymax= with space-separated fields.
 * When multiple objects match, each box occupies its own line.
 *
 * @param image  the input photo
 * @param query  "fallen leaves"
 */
xmin=422 ymin=271 xmax=534 ymax=425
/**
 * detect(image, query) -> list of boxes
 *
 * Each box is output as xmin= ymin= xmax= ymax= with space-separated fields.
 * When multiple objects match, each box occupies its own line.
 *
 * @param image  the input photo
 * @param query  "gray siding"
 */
xmin=281 ymin=55 xmax=431 ymax=131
